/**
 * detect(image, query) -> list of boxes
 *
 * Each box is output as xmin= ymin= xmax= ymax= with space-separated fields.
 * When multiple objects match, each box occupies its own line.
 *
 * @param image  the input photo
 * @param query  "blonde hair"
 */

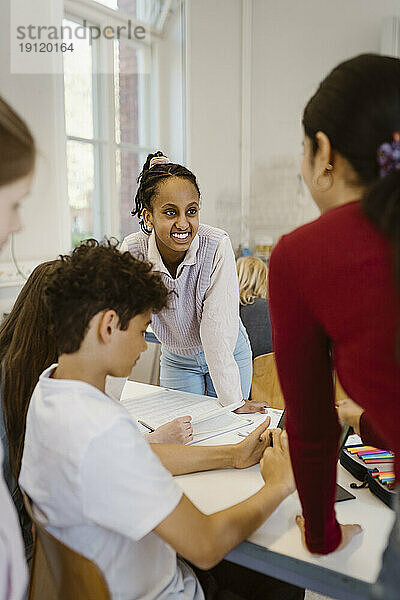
xmin=0 ymin=96 xmax=35 ymax=186
xmin=237 ymin=256 xmax=268 ymax=305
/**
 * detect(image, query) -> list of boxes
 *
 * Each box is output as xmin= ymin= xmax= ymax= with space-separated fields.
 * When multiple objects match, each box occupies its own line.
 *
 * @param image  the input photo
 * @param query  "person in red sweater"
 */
xmin=268 ymin=54 xmax=400 ymax=599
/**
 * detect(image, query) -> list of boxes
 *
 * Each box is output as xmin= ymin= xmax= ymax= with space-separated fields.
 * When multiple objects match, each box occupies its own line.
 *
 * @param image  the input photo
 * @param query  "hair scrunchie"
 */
xmin=378 ymin=131 xmax=400 ymax=178
xmin=149 ymin=155 xmax=171 ymax=169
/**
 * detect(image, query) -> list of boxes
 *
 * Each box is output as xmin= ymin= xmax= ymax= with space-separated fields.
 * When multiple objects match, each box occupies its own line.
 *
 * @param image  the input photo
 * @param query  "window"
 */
xmin=63 ymin=2 xmax=156 ymax=247
xmin=114 ymin=39 xmax=151 ymax=238
xmin=92 ymin=0 xmax=171 ymax=30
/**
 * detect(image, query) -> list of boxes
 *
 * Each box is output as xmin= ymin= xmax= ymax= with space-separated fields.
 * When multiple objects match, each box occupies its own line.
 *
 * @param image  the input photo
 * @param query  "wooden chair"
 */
xmin=24 ymin=495 xmax=111 ymax=600
xmin=251 ymin=352 xmax=285 ymax=410
xmin=251 ymin=352 xmax=348 ymax=410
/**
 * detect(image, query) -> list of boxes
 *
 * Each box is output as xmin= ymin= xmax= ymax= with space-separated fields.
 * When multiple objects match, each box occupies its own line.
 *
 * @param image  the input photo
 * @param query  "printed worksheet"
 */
xmin=235 ymin=408 xmax=284 ymax=437
xmin=121 ymin=381 xmax=283 ymax=444
xmin=121 ymin=386 xmax=235 ymax=429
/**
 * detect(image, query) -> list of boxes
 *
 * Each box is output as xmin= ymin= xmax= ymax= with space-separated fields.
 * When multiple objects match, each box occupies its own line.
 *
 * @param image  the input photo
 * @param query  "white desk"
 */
xmin=122 ymin=381 xmax=395 ymax=600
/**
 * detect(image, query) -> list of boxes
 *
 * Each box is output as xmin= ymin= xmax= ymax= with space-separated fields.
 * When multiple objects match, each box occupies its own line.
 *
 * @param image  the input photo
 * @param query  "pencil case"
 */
xmin=339 ymin=444 xmax=396 ymax=508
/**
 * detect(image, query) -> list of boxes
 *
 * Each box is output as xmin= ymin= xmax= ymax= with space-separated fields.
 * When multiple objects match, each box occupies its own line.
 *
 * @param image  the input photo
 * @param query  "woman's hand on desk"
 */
xmin=295 ymin=515 xmax=362 ymax=554
xmin=234 ymin=399 xmax=270 ymax=414
xmin=233 ymin=417 xmax=271 ymax=469
xmin=147 ymin=416 xmax=193 ymax=444
xmin=260 ymin=430 xmax=295 ymax=497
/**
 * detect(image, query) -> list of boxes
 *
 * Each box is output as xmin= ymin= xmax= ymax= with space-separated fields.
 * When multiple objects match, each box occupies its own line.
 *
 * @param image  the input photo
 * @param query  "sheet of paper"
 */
xmin=235 ymin=408 xmax=284 ymax=436
xmin=346 ymin=433 xmax=362 ymax=446
xmin=121 ymin=386 xmax=232 ymax=429
xmin=191 ymin=412 xmax=254 ymax=444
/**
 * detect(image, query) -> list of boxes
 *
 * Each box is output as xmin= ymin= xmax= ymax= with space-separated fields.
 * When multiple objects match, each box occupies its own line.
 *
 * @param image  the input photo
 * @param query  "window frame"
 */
xmin=63 ymin=0 xmax=160 ymax=245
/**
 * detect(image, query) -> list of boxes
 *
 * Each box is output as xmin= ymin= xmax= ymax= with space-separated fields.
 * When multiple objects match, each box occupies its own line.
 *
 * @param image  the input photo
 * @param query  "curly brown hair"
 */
xmin=45 ymin=239 xmax=169 ymax=355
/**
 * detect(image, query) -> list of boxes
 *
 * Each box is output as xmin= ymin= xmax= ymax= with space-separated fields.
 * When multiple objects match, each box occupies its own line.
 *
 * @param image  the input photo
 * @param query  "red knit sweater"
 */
xmin=269 ymin=201 xmax=400 ymax=554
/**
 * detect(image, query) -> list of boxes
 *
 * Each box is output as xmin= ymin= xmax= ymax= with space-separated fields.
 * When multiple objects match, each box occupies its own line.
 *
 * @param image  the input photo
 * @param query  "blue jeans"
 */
xmin=160 ymin=321 xmax=252 ymax=399
xmin=371 ymin=487 xmax=400 ymax=600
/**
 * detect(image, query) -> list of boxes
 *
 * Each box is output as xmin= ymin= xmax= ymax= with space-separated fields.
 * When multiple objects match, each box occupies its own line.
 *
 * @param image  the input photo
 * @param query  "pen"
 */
xmin=137 ymin=420 xmax=155 ymax=433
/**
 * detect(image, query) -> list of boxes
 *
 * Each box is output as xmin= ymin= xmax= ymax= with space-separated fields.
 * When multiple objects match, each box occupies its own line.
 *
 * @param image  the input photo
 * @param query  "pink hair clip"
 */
xmin=149 ymin=155 xmax=171 ymax=169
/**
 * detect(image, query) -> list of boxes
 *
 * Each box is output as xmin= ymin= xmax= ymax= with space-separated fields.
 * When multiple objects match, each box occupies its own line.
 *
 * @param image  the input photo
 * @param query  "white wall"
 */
xmin=185 ymin=0 xmax=400 ymax=251
xmin=185 ymin=0 xmax=243 ymax=246
xmin=157 ymin=5 xmax=185 ymax=164
xmin=250 ymin=0 xmax=400 ymax=244
xmin=0 ymin=0 xmax=69 ymax=311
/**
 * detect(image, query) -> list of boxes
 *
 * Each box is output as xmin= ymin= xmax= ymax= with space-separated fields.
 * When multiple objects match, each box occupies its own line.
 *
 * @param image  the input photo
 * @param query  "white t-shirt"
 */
xmin=0 ymin=444 xmax=27 ymax=600
xmin=19 ymin=366 xmax=204 ymax=600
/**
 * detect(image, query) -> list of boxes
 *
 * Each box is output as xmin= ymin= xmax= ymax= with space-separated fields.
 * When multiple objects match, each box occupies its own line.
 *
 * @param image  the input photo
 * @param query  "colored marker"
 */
xmin=358 ymin=449 xmax=393 ymax=454
xmin=348 ymin=446 xmax=376 ymax=454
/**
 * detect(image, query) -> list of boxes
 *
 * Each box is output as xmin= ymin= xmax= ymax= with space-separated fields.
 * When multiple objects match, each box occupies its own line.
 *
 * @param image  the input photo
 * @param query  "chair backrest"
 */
xmin=251 ymin=353 xmax=285 ymax=410
xmin=24 ymin=495 xmax=111 ymax=600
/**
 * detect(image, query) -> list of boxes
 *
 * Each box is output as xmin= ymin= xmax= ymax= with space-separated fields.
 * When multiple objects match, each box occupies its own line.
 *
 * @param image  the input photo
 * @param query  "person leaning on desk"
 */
xmin=120 ymin=152 xmax=268 ymax=420
xmin=269 ymin=54 xmax=400 ymax=600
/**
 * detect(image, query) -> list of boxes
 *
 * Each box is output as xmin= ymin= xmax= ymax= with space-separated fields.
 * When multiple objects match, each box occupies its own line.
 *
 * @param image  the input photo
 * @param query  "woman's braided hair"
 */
xmin=132 ymin=151 xmax=201 ymax=234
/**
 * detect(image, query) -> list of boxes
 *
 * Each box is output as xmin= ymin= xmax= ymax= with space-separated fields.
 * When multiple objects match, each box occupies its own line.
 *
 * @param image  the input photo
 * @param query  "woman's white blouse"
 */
xmin=121 ymin=234 xmax=244 ymax=408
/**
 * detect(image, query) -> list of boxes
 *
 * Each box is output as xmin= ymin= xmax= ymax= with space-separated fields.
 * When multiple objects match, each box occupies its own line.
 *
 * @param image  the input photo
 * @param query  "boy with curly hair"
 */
xmin=19 ymin=240 xmax=302 ymax=600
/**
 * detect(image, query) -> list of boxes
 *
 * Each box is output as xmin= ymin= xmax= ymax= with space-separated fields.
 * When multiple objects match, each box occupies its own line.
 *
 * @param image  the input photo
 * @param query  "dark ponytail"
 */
xmin=362 ymin=169 xmax=400 ymax=295
xmin=132 ymin=151 xmax=201 ymax=234
xmin=303 ymin=53 xmax=400 ymax=297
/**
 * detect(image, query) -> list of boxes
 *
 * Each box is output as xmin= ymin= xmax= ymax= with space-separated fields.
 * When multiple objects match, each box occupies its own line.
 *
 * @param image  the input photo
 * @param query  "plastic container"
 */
xmin=254 ymin=236 xmax=273 ymax=263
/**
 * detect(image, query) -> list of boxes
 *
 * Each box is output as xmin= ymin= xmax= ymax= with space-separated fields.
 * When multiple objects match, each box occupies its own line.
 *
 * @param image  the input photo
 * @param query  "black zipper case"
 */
xmin=339 ymin=444 xmax=396 ymax=508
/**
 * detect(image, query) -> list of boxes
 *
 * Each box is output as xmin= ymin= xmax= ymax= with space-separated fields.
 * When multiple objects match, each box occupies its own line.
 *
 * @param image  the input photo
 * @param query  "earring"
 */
xmin=313 ymin=164 xmax=333 ymax=192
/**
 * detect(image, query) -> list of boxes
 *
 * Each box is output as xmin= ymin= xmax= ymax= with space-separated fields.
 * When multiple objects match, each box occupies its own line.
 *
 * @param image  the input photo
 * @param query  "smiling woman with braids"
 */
xmin=121 ymin=153 xmax=267 ymax=421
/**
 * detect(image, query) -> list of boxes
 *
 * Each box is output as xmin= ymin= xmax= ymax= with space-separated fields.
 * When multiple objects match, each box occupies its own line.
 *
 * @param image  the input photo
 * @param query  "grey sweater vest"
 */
xmin=124 ymin=224 xmax=227 ymax=355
